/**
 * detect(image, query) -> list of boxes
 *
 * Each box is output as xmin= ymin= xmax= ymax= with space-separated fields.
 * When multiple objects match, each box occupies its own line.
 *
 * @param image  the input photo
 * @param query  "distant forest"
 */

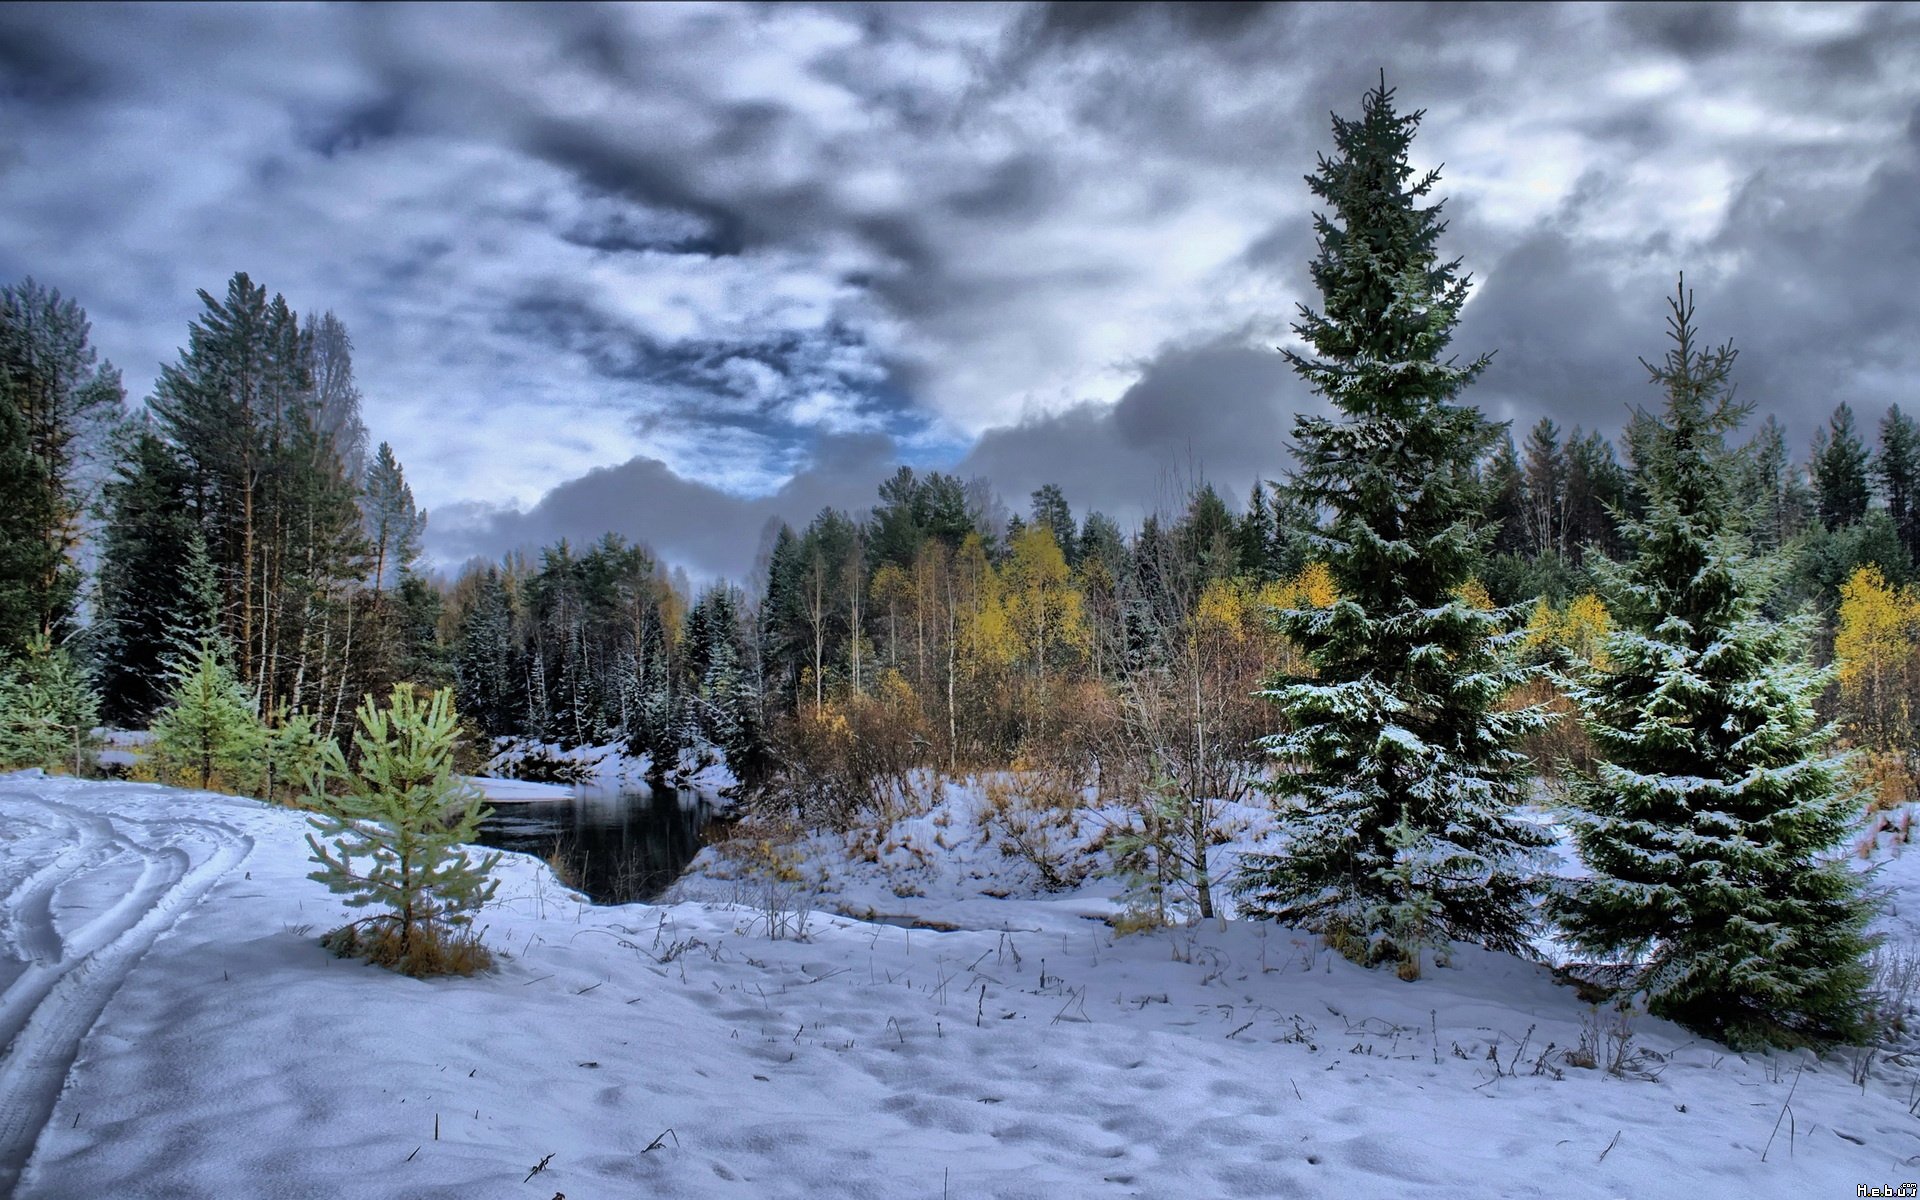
xmin=3 ymin=268 xmax=1919 ymax=817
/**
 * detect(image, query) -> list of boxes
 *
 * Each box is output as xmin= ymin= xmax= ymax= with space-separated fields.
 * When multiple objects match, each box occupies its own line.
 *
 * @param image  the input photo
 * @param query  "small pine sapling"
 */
xmin=147 ymin=635 xmax=261 ymax=792
xmin=0 ymin=638 xmax=100 ymax=773
xmin=306 ymin=684 xmax=501 ymax=977
xmin=259 ymin=703 xmax=324 ymax=806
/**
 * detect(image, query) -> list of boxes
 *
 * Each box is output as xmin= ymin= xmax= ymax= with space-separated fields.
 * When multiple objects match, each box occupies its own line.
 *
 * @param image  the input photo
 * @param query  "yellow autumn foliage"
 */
xmin=1521 ymin=592 xmax=1612 ymax=667
xmin=1454 ymin=577 xmax=1494 ymax=611
xmin=1001 ymin=525 xmax=1089 ymax=671
xmin=1835 ymin=564 xmax=1920 ymax=756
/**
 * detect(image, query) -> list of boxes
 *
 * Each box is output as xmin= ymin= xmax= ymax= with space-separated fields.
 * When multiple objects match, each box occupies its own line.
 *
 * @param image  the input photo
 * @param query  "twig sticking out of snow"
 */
xmin=1598 ymin=1130 xmax=1621 ymax=1163
xmin=1760 ymin=1065 xmax=1805 ymax=1163
xmin=644 ymin=1128 xmax=678 ymax=1153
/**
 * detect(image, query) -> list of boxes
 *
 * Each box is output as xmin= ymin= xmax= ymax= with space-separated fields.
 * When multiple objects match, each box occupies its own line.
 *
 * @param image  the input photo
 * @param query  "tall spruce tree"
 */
xmin=94 ymin=428 xmax=218 ymax=724
xmin=0 ymin=381 xmax=60 ymax=654
xmin=149 ymin=274 xmax=366 ymax=720
xmin=1877 ymin=405 xmax=1920 ymax=561
xmin=1551 ymin=280 xmax=1876 ymax=1049
xmin=1236 ymin=78 xmax=1550 ymax=972
xmin=1813 ymin=402 xmax=1872 ymax=532
xmin=0 ymin=278 xmax=125 ymax=644
xmin=452 ymin=566 xmax=519 ymax=735
xmin=363 ymin=441 xmax=424 ymax=595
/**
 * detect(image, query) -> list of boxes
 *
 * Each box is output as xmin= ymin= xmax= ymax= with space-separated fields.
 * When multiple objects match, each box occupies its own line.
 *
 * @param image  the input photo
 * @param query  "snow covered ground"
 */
xmin=484 ymin=738 xmax=741 ymax=796
xmin=0 ymin=770 xmax=1914 ymax=1198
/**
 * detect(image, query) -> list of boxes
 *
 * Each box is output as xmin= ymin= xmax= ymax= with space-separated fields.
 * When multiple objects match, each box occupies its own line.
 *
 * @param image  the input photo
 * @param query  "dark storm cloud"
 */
xmin=1454 ymin=230 xmax=1652 ymax=439
xmin=0 ymin=13 xmax=101 ymax=105
xmin=436 ymin=434 xmax=900 ymax=583
xmin=4 ymin=2 xmax=1920 ymax=584
xmin=958 ymin=337 xmax=1309 ymax=523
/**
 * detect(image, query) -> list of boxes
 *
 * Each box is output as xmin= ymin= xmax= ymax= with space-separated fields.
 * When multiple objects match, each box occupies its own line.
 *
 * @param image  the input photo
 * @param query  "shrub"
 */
xmin=770 ymin=672 xmax=929 ymax=831
xmin=980 ymin=767 xmax=1093 ymax=892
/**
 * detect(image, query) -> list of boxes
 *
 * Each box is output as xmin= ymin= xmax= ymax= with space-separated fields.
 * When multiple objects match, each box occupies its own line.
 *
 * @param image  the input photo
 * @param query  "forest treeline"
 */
xmin=3 ymin=270 xmax=1920 ymax=807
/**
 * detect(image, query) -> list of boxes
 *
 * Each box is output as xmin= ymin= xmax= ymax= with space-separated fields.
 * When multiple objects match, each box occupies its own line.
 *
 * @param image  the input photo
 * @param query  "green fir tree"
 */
xmin=1235 ymin=77 xmax=1551 ymax=974
xmin=0 ymin=638 xmax=100 ymax=773
xmin=1550 ymin=280 xmax=1877 ymax=1049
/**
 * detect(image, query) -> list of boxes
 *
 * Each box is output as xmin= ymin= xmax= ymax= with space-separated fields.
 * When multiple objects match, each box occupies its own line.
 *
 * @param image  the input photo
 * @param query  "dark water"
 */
xmin=473 ymin=785 xmax=718 ymax=905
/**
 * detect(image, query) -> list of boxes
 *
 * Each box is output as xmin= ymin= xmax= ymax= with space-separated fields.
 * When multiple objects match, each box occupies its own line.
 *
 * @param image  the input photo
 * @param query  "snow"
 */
xmin=485 ymin=738 xmax=741 ymax=798
xmin=0 ymin=769 xmax=1913 ymax=1198
xmin=462 ymin=776 xmax=576 ymax=803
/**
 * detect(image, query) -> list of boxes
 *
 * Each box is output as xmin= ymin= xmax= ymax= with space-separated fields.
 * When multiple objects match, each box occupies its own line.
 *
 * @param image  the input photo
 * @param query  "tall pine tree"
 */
xmin=0 ymin=379 xmax=60 ymax=653
xmin=1877 ymin=405 xmax=1920 ymax=562
xmin=1236 ymin=78 xmax=1550 ymax=973
xmin=1813 ymin=402 xmax=1872 ymax=532
xmin=1551 ymin=280 xmax=1876 ymax=1049
xmin=94 ymin=427 xmax=219 ymax=724
xmin=0 ymin=278 xmax=125 ymax=645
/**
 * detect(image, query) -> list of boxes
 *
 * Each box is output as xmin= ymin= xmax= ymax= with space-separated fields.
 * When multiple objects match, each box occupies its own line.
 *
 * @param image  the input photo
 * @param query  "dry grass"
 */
xmin=320 ymin=917 xmax=495 ymax=978
xmin=979 ymin=767 xmax=1094 ymax=892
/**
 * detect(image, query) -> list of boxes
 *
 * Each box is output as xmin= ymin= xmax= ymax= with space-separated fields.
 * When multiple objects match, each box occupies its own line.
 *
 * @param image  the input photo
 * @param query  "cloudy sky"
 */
xmin=4 ymin=2 xmax=1918 ymax=582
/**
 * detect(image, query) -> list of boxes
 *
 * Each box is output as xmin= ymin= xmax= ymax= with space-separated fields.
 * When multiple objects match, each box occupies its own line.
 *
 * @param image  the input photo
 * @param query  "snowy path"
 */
xmin=0 ymin=781 xmax=252 ymax=1193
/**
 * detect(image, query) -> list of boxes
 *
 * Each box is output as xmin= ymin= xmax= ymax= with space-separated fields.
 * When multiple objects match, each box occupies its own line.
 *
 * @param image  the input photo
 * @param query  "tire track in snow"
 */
xmin=0 ymin=790 xmax=253 ymax=1194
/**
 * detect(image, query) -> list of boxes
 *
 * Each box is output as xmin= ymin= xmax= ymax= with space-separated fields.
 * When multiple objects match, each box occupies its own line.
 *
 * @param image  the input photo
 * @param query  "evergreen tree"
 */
xmin=148 ymin=636 xmax=263 ymax=792
xmin=1813 ymin=402 xmax=1871 ymax=532
xmin=0 ymin=382 xmax=60 ymax=653
xmin=1738 ymin=414 xmax=1812 ymax=553
xmin=1234 ymin=482 xmax=1276 ymax=578
xmin=391 ymin=572 xmax=448 ymax=688
xmin=94 ymin=428 xmax=217 ymax=724
xmin=0 ymin=638 xmax=100 ymax=773
xmin=1175 ymin=484 xmax=1236 ymax=590
xmin=1236 ymin=78 xmax=1550 ymax=973
xmin=1565 ymin=428 xmax=1629 ymax=562
xmin=758 ymin=522 xmax=807 ymax=708
xmin=452 ymin=567 xmax=520 ymax=735
xmin=305 ymin=684 xmax=500 ymax=976
xmin=1080 ymin=512 xmax=1128 ymax=583
xmin=148 ymin=273 xmax=366 ymax=719
xmin=1483 ymin=434 xmax=1529 ymax=558
xmin=629 ymin=609 xmax=677 ymax=773
xmin=363 ymin=441 xmax=425 ymax=594
xmin=918 ymin=471 xmax=975 ymax=545
xmin=869 ymin=466 xmax=926 ymax=570
xmin=1030 ymin=484 xmax=1078 ymax=568
xmin=1551 ymin=281 xmax=1876 ymax=1049
xmin=0 ymin=278 xmax=125 ymax=644
xmin=1877 ymin=405 xmax=1920 ymax=561
xmin=1522 ymin=417 xmax=1567 ymax=559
